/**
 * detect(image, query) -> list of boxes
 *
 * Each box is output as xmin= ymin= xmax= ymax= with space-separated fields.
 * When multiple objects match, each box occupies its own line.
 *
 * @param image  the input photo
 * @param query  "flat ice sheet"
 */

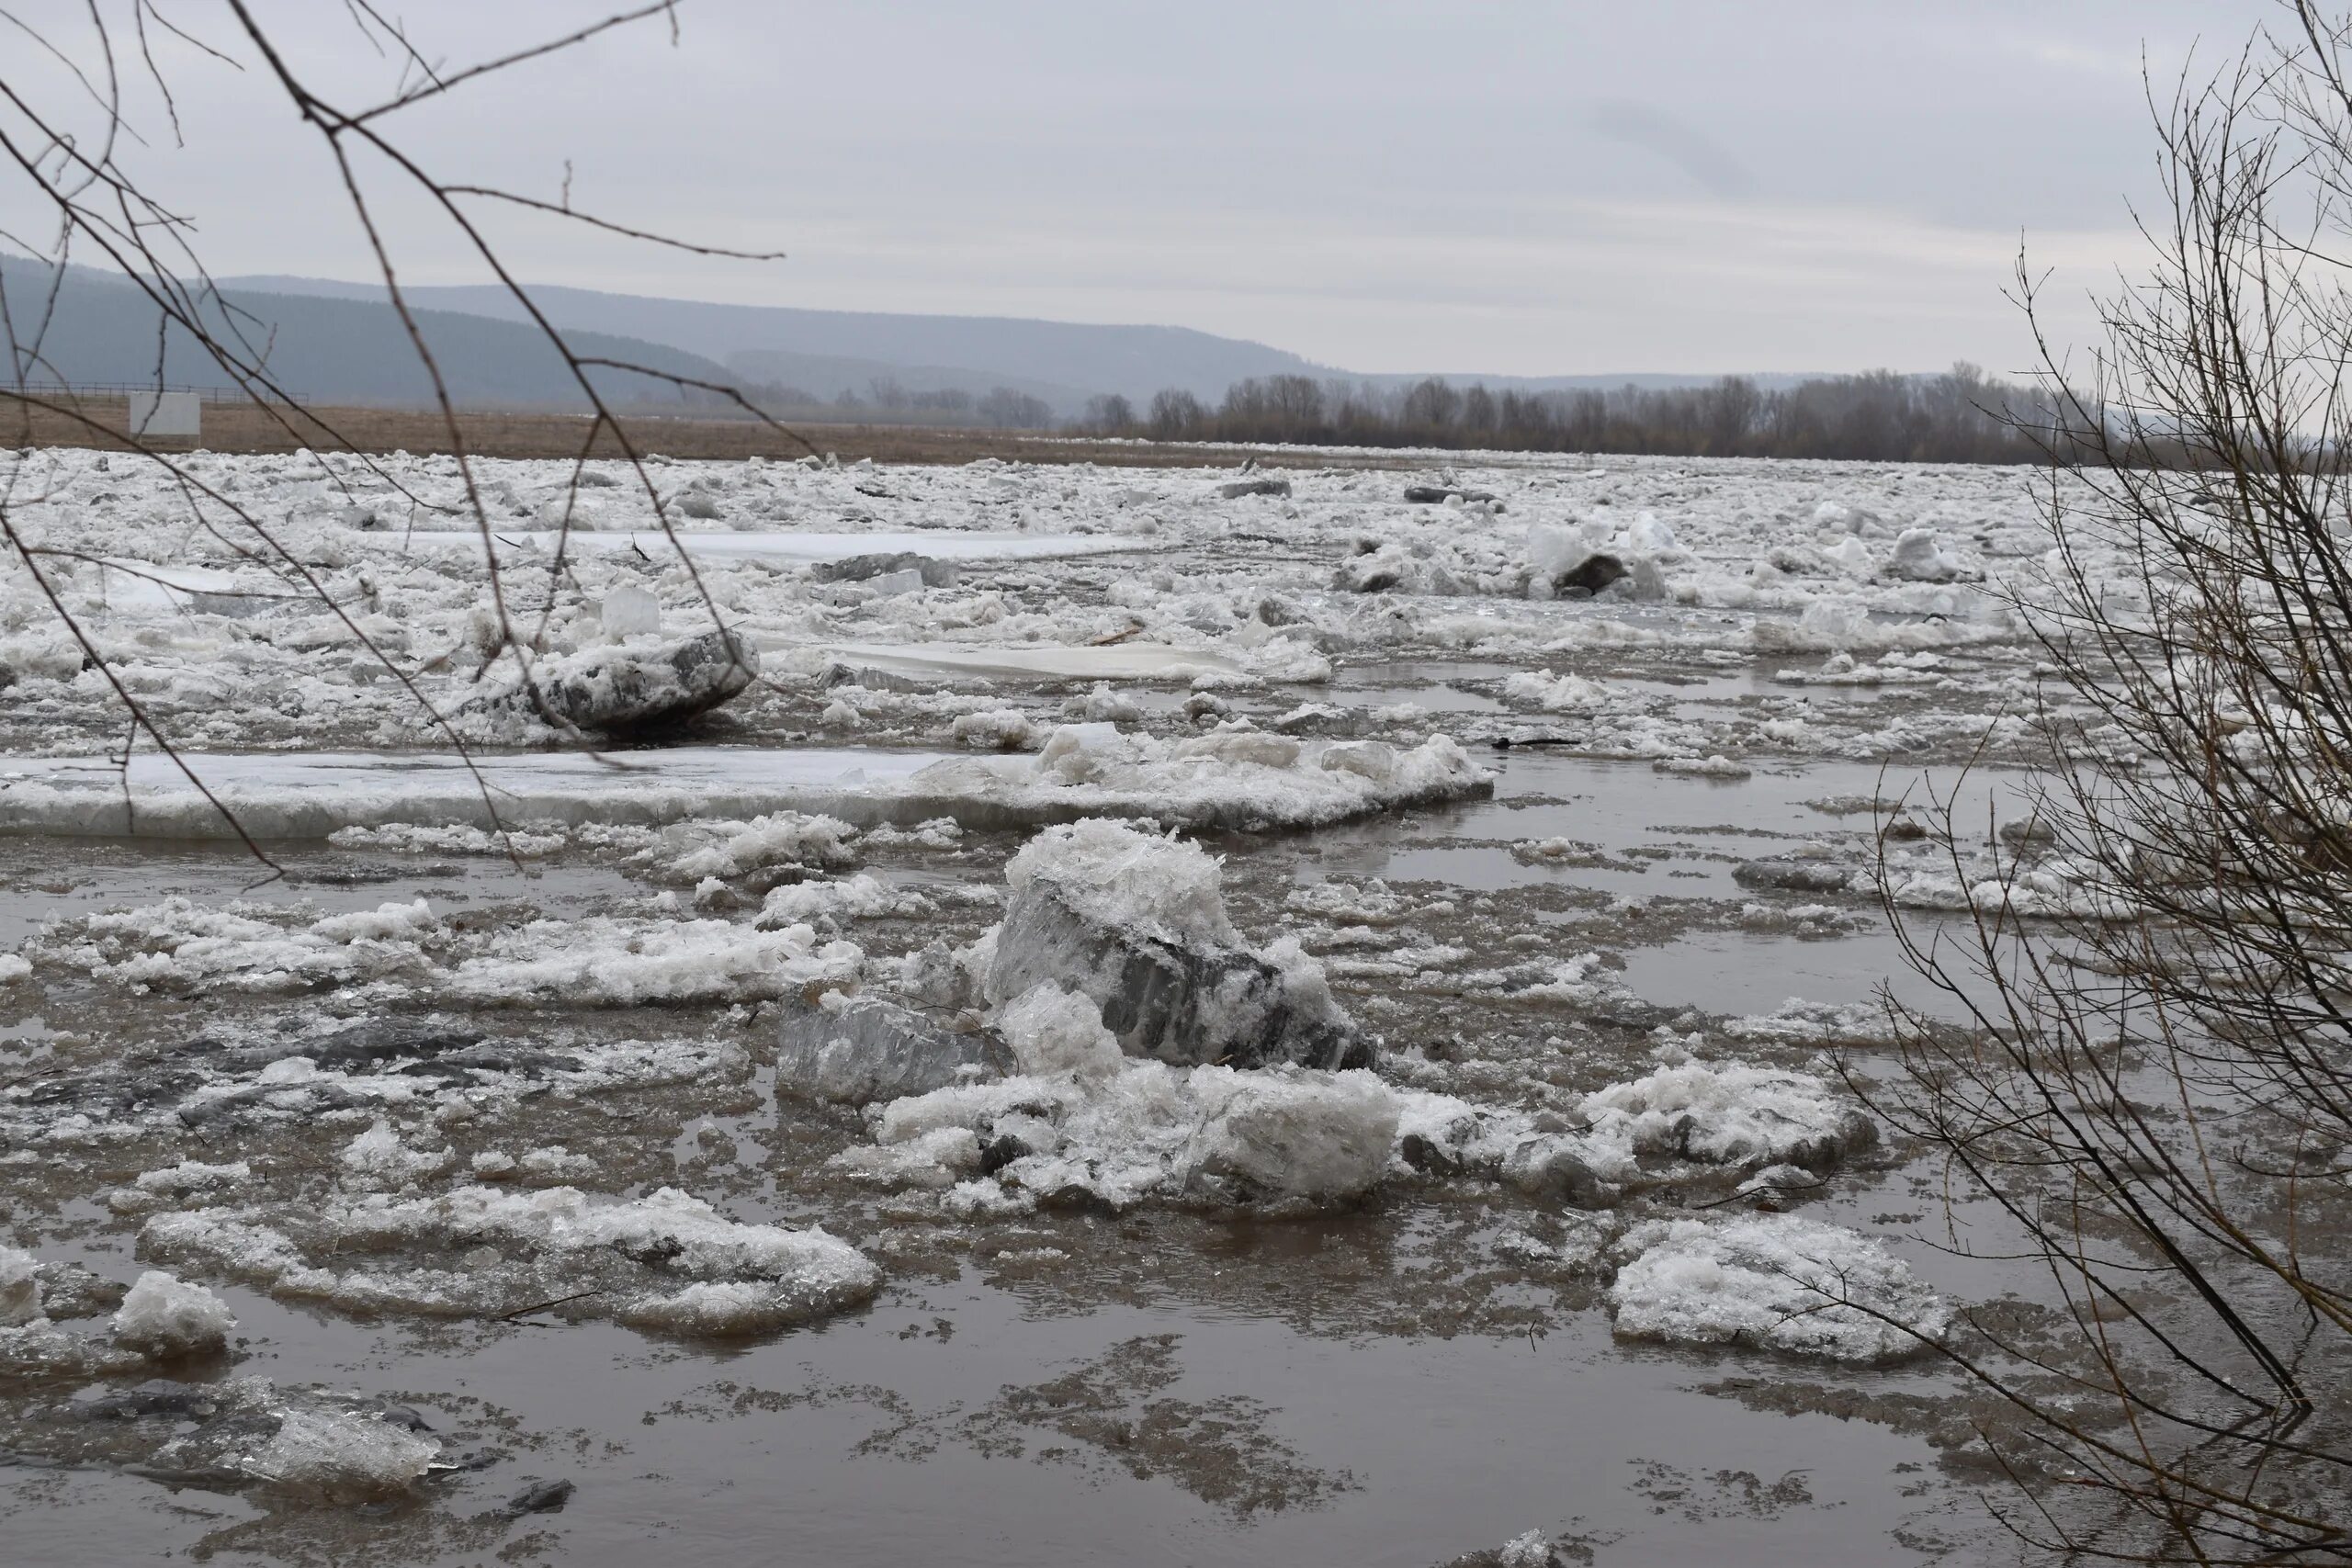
xmin=389 ymin=529 xmax=1147 ymax=565
xmin=0 ymin=747 xmax=944 ymax=840
xmin=797 ymin=641 xmax=1243 ymax=682
xmin=95 ymin=559 xmax=301 ymax=615
xmin=0 ymin=731 xmax=1487 ymax=840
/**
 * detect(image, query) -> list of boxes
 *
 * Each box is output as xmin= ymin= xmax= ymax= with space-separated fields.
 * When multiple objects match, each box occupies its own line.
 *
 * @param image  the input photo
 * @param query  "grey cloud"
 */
xmin=1582 ymin=100 xmax=1755 ymax=199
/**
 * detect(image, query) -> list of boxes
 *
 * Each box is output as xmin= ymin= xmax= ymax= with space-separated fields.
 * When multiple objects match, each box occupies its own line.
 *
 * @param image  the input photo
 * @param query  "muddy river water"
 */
xmin=1 ymin=739 xmax=2038 ymax=1567
xmin=0 ymin=448 xmax=2086 ymax=1564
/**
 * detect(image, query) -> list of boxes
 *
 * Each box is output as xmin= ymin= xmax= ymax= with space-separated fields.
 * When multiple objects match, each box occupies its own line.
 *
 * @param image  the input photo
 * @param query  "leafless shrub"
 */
xmin=1865 ymin=6 xmax=2352 ymax=1559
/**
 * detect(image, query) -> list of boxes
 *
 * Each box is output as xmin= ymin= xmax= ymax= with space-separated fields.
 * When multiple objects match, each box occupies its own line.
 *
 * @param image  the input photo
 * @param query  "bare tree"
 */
xmin=1080 ymin=391 xmax=1135 ymax=434
xmin=1864 ymin=6 xmax=2352 ymax=1559
xmin=0 ymin=2 xmax=807 ymax=871
xmin=975 ymin=386 xmax=1050 ymax=430
xmin=1146 ymin=387 xmax=1204 ymax=441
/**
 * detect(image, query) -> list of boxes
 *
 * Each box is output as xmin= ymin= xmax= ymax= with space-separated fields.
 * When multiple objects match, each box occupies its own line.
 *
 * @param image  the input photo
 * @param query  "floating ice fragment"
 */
xmin=397 ymin=527 xmax=1142 ymax=566
xmin=1887 ymin=528 xmax=1969 ymax=583
xmin=1081 ymin=682 xmax=1145 ymax=724
xmin=1182 ymin=1067 xmax=1397 ymax=1203
xmin=0 ymin=1245 xmax=40 ymax=1326
xmin=249 ymin=1408 xmax=439 ymax=1500
xmin=110 ymin=1270 xmax=235 ymax=1358
xmin=132 ymin=1160 xmax=252 ymax=1197
xmin=1651 ymin=755 xmax=1751 ymax=779
xmin=951 ymin=709 xmax=1035 ymax=750
xmin=141 ymin=1185 xmax=881 ymax=1332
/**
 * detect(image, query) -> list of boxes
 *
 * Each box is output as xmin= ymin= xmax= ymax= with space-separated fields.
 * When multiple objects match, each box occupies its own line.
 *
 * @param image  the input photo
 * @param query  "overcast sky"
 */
xmin=6 ymin=0 xmax=2278 ymax=378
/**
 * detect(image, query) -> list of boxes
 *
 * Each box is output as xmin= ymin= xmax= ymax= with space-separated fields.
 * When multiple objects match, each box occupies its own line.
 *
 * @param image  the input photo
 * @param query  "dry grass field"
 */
xmin=0 ymin=392 xmax=1424 ymax=471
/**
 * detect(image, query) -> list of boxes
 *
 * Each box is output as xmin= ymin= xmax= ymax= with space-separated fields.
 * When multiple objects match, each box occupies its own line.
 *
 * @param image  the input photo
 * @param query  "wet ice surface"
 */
xmin=0 ymin=448 xmax=2083 ymax=1564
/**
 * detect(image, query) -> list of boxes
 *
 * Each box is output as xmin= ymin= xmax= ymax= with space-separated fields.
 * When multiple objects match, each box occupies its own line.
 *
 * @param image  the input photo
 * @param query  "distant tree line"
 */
xmin=698 ymin=362 xmax=2078 ymax=461
xmin=1077 ymin=365 xmax=2072 ymax=465
xmin=730 ymin=377 xmax=1057 ymax=430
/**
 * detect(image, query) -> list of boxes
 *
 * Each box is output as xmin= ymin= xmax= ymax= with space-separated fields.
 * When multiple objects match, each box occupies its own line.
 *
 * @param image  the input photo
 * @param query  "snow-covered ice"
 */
xmin=0 ymin=746 xmax=933 ymax=838
xmin=1577 ymin=1060 xmax=1878 ymax=1172
xmin=1608 ymin=1213 xmax=1949 ymax=1360
xmin=393 ymin=527 xmax=1147 ymax=564
xmin=802 ymin=640 xmax=1243 ymax=683
xmin=140 ymin=1184 xmax=881 ymax=1331
xmin=29 ymin=895 xmax=865 ymax=1008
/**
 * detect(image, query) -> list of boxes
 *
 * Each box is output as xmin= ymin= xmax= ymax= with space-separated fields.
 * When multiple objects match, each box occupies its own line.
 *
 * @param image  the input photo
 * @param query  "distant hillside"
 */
xmin=27 ymin=263 xmax=1845 ymax=421
xmin=0 ymin=259 xmax=741 ymax=410
xmin=221 ymin=276 xmax=1332 ymax=412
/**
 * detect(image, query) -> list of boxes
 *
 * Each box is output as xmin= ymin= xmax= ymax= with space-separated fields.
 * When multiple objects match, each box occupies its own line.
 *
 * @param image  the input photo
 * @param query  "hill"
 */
xmin=220 ymin=276 xmax=1340 ymax=412
xmin=0 ymin=260 xmax=740 ymax=410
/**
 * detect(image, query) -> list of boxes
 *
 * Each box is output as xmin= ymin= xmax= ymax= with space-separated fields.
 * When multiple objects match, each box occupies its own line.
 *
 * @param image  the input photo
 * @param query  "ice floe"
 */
xmin=0 ymin=727 xmax=1487 ymax=839
xmin=141 ymin=1184 xmax=880 ymax=1334
xmin=1607 ymin=1213 xmax=1950 ymax=1361
xmin=28 ymin=896 xmax=864 ymax=1008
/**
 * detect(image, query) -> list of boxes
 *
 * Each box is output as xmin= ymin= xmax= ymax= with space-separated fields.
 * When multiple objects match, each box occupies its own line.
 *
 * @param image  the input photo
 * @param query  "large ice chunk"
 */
xmin=984 ymin=821 xmax=1367 ymax=1069
xmin=398 ymin=526 xmax=1138 ymax=567
xmin=1623 ymin=510 xmax=1679 ymax=553
xmin=340 ymin=1118 xmax=453 ymax=1185
xmin=808 ymin=550 xmax=957 ymax=587
xmin=618 ymin=1279 xmax=849 ymax=1337
xmin=1527 ymin=520 xmax=1626 ymax=595
xmin=650 ymin=811 xmax=858 ymax=883
xmin=905 ymin=726 xmax=1492 ymax=834
xmin=1886 ymin=528 xmax=1968 ymax=583
xmin=999 ymin=983 xmax=1127 ymax=1078
xmin=1004 ymin=815 xmax=1233 ymax=945
xmin=36 ymin=897 xmax=862 ymax=1009
xmin=483 ymin=626 xmax=759 ymax=734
